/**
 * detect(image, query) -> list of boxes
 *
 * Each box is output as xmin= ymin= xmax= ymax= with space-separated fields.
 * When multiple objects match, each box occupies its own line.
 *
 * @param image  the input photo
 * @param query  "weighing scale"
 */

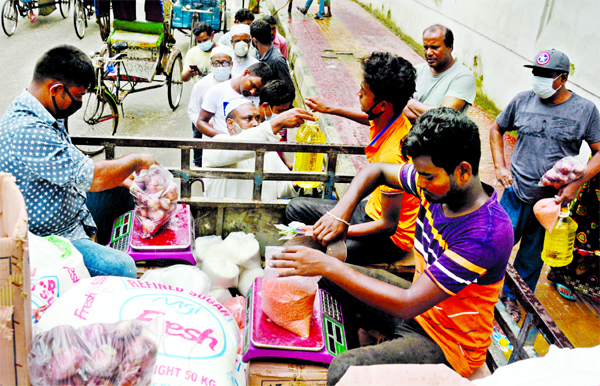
xmin=242 ymin=277 xmax=347 ymax=364
xmin=109 ymin=203 xmax=196 ymax=265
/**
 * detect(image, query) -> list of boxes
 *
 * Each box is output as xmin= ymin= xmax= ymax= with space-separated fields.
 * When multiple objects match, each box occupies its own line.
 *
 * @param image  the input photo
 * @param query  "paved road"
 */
xmin=0 ymin=0 xmax=242 ymax=168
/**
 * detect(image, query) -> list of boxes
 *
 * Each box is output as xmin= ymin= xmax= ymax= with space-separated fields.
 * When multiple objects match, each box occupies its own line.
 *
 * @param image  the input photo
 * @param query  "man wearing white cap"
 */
xmin=202 ymin=100 xmax=314 ymax=199
xmin=218 ymin=8 xmax=255 ymax=48
xmin=489 ymin=48 xmax=600 ymax=322
xmin=196 ymin=62 xmax=273 ymax=138
xmin=229 ymin=23 xmax=259 ymax=78
xmin=188 ymin=45 xmax=235 ymax=167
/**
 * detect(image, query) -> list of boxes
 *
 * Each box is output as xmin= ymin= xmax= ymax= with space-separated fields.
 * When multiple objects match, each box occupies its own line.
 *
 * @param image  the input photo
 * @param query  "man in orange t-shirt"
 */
xmin=286 ymin=52 xmax=419 ymax=265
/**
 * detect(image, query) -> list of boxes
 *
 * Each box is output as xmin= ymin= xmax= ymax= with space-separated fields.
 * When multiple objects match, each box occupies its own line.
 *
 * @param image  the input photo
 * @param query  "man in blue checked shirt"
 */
xmin=0 ymin=45 xmax=156 ymax=278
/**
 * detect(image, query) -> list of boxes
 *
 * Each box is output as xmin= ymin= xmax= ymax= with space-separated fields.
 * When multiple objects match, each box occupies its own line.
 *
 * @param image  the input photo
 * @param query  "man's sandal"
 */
xmin=556 ymin=283 xmax=577 ymax=301
xmin=296 ymin=6 xmax=308 ymax=15
xmin=500 ymin=296 xmax=522 ymax=323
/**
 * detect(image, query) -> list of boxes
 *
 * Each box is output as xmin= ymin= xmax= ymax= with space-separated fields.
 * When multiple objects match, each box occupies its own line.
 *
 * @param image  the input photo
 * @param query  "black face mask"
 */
xmin=52 ymin=84 xmax=83 ymax=119
xmin=365 ymin=100 xmax=384 ymax=121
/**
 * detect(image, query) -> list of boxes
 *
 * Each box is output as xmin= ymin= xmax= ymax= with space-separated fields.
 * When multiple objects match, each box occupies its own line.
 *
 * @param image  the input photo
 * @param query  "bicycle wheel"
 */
xmin=73 ymin=0 xmax=85 ymax=39
xmin=1 ymin=0 xmax=18 ymax=36
xmin=167 ymin=53 xmax=183 ymax=110
xmin=68 ymin=88 xmax=119 ymax=156
xmin=58 ymin=0 xmax=70 ymax=18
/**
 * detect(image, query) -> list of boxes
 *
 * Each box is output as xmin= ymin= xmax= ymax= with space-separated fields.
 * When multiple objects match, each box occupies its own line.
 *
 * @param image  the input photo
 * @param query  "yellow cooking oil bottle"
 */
xmin=541 ymin=206 xmax=578 ymax=267
xmin=293 ymin=117 xmax=326 ymax=189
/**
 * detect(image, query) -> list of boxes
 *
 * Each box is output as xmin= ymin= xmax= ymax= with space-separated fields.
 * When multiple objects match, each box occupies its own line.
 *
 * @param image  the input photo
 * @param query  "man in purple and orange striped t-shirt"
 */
xmin=272 ymin=108 xmax=513 ymax=384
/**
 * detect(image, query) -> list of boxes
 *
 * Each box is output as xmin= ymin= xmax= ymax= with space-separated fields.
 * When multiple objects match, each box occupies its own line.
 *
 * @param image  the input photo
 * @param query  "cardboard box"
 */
xmin=248 ymin=360 xmax=328 ymax=386
xmin=0 ymin=173 xmax=31 ymax=386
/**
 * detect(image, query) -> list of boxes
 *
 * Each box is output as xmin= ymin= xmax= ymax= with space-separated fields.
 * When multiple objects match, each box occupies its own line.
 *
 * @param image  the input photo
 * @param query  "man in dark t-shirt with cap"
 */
xmin=489 ymin=49 xmax=600 ymax=322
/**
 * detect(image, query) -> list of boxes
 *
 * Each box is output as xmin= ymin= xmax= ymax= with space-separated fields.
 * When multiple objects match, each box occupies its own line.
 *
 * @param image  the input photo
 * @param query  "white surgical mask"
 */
xmin=532 ymin=75 xmax=562 ymax=100
xmin=234 ymin=41 xmax=249 ymax=58
xmin=212 ymin=66 xmax=231 ymax=82
xmin=229 ymin=121 xmax=243 ymax=135
xmin=198 ymin=40 xmax=213 ymax=52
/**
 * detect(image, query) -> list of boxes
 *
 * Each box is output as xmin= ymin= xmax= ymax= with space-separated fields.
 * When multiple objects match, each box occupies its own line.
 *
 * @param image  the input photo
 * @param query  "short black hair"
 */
xmin=401 ymin=107 xmax=481 ymax=176
xmin=246 ymin=62 xmax=274 ymax=83
xmin=361 ymin=52 xmax=416 ymax=115
xmin=260 ymin=80 xmax=295 ymax=107
xmin=33 ymin=45 xmax=95 ymax=89
xmin=423 ymin=24 xmax=454 ymax=48
xmin=250 ymin=20 xmax=272 ymax=45
xmin=262 ymin=15 xmax=277 ymax=26
xmin=234 ymin=8 xmax=254 ymax=23
xmin=193 ymin=22 xmax=213 ymax=36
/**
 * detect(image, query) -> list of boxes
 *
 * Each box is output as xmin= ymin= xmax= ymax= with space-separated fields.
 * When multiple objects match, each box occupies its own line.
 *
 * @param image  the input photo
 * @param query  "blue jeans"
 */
xmin=500 ymin=187 xmax=547 ymax=298
xmin=86 ymin=187 xmax=134 ymax=245
xmin=81 ymin=187 xmax=137 ymax=278
xmin=72 ymin=238 xmax=137 ymax=278
xmin=304 ymin=0 xmax=324 ymax=17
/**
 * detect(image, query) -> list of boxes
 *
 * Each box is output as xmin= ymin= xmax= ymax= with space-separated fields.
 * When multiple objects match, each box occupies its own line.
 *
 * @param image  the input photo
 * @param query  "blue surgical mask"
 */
xmin=266 ymin=112 xmax=279 ymax=121
xmin=198 ymin=40 xmax=213 ymax=52
xmin=532 ymin=75 xmax=562 ymax=99
xmin=212 ymin=66 xmax=231 ymax=82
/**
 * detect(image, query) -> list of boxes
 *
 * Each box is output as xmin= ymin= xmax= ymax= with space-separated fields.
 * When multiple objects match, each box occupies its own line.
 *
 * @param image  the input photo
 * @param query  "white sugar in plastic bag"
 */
xmin=140 ymin=264 xmax=211 ymax=296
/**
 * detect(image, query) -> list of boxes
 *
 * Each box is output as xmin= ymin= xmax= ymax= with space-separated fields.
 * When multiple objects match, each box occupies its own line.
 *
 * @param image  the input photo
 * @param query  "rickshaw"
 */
xmin=67 ymin=0 xmax=184 ymax=156
xmin=169 ymin=0 xmax=227 ymax=47
xmin=1 ymin=0 xmax=69 ymax=36
xmin=73 ymin=0 xmax=110 ymax=40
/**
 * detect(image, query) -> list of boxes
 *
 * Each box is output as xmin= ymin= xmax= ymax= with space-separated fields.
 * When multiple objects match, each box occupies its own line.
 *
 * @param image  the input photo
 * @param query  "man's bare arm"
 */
xmin=305 ymin=97 xmax=370 ymax=126
xmin=196 ymin=109 xmax=220 ymax=137
xmin=489 ymin=120 xmax=513 ymax=188
xmin=90 ymin=154 xmax=157 ymax=192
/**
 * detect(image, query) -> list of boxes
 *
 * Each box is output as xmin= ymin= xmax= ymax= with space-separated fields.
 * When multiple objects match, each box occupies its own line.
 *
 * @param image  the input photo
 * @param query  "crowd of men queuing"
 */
xmin=0 ymin=4 xmax=598 ymax=385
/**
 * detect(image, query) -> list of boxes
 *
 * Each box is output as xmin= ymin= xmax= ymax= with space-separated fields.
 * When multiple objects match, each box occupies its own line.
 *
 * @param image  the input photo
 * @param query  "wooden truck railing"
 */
xmin=70 ymin=135 xmax=574 ymax=373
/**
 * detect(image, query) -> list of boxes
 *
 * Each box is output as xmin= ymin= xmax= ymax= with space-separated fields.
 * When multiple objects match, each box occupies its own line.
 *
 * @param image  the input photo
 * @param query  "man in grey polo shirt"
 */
xmin=489 ymin=49 xmax=600 ymax=322
xmin=404 ymin=24 xmax=476 ymax=120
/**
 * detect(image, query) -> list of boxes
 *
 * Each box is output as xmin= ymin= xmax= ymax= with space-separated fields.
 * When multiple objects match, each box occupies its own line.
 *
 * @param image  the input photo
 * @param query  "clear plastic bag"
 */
xmin=539 ymin=156 xmax=586 ymax=189
xmin=224 ymin=296 xmax=246 ymax=354
xmin=28 ymin=320 xmax=158 ymax=385
xmin=130 ymin=164 xmax=179 ymax=238
xmin=261 ymin=266 xmax=318 ymax=338
xmin=140 ymin=264 xmax=211 ymax=296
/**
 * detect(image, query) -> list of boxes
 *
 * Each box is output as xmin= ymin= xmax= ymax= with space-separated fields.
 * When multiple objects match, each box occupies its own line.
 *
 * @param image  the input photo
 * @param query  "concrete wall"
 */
xmin=355 ymin=0 xmax=600 ymax=110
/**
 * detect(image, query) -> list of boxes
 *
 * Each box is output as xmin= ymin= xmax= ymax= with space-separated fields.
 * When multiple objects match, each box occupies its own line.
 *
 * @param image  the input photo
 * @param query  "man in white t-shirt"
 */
xmin=203 ymin=99 xmax=314 ymax=199
xmin=229 ymin=24 xmax=259 ymax=79
xmin=196 ymin=62 xmax=273 ymax=137
xmin=188 ymin=46 xmax=235 ymax=167
xmin=404 ymin=24 xmax=476 ymax=120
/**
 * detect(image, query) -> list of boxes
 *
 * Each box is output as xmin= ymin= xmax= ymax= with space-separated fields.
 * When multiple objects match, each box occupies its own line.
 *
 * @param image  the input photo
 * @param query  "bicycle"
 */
xmin=67 ymin=28 xmax=183 ymax=156
xmin=2 ymin=0 xmax=69 ymax=36
xmin=73 ymin=0 xmax=110 ymax=40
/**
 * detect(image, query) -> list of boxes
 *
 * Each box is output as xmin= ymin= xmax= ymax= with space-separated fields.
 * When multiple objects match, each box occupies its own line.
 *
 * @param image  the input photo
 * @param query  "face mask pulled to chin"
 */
xmin=229 ymin=121 xmax=244 ymax=135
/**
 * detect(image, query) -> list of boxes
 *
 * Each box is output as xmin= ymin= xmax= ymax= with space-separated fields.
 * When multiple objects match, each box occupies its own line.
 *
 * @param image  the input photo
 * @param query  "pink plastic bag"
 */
xmin=539 ymin=156 xmax=586 ymax=189
xmin=28 ymin=320 xmax=158 ymax=385
xmin=130 ymin=164 xmax=179 ymax=238
xmin=533 ymin=198 xmax=561 ymax=233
